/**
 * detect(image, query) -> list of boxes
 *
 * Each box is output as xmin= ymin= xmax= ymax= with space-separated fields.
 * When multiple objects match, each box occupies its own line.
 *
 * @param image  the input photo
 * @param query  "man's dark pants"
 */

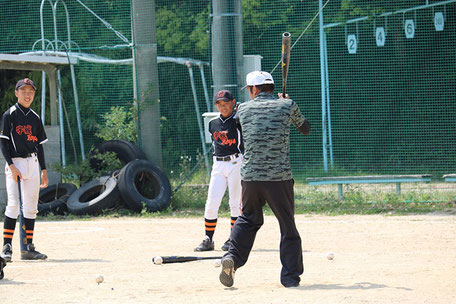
xmin=226 ymin=179 xmax=303 ymax=287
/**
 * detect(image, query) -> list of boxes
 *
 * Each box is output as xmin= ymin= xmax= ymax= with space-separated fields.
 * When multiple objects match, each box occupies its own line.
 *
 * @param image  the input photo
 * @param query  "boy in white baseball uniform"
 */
xmin=0 ymin=78 xmax=49 ymax=262
xmin=194 ymin=90 xmax=243 ymax=252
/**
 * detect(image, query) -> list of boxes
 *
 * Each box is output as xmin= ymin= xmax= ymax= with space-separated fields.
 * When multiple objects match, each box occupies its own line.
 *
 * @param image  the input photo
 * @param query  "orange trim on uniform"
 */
xmin=26 ymin=235 xmax=33 ymax=239
xmin=231 ymin=219 xmax=236 ymax=224
xmin=205 ymin=222 xmax=217 ymax=227
xmin=205 ymin=227 xmax=216 ymax=231
xmin=26 ymin=230 xmax=34 ymax=234
xmin=3 ymin=234 xmax=13 ymax=239
xmin=4 ymin=229 xmax=14 ymax=233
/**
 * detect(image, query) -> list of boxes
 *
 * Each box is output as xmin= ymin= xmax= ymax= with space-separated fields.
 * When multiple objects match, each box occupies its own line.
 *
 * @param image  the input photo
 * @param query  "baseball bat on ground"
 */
xmin=281 ymin=32 xmax=291 ymax=96
xmin=153 ymin=255 xmax=222 ymax=264
xmin=17 ymin=178 xmax=27 ymax=252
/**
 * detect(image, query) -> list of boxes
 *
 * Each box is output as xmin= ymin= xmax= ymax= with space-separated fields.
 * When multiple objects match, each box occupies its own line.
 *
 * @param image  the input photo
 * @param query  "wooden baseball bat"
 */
xmin=281 ymin=32 xmax=291 ymax=96
xmin=17 ymin=178 xmax=27 ymax=252
xmin=153 ymin=255 xmax=222 ymax=264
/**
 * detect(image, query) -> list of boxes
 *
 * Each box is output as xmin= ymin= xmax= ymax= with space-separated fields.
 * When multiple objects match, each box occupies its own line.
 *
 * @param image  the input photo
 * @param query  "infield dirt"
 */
xmin=0 ymin=214 xmax=455 ymax=303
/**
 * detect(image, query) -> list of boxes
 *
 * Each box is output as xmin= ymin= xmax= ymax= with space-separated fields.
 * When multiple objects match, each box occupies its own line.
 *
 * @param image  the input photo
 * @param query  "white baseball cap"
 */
xmin=241 ymin=71 xmax=274 ymax=90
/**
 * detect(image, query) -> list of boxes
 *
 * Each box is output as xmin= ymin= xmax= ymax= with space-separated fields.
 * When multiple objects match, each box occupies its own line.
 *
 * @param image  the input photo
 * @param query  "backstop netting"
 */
xmin=0 ymin=0 xmax=455 ymax=183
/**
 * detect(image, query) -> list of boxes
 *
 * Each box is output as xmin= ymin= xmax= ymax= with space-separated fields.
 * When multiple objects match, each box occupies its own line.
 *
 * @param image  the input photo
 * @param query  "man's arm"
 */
xmin=297 ymin=119 xmax=310 ymax=135
xmin=286 ymin=98 xmax=310 ymax=136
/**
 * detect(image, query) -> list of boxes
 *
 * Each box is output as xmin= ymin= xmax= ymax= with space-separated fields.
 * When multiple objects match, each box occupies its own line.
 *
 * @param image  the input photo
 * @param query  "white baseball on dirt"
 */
xmin=214 ymin=259 xmax=221 ymax=267
xmin=96 ymin=275 xmax=104 ymax=284
xmin=326 ymin=252 xmax=335 ymax=260
xmin=153 ymin=256 xmax=163 ymax=265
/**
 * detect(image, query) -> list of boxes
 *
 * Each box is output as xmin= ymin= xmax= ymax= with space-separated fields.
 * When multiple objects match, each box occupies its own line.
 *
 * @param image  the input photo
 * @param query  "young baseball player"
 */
xmin=194 ymin=90 xmax=243 ymax=252
xmin=0 ymin=78 xmax=49 ymax=262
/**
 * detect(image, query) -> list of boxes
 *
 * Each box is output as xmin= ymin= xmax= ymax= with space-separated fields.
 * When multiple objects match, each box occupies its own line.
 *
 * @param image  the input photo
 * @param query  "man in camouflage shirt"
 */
xmin=219 ymin=71 xmax=310 ymax=288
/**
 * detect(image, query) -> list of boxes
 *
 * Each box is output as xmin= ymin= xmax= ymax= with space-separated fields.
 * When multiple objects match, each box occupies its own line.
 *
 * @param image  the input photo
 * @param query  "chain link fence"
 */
xmin=0 ymin=1 xmax=455 ymax=183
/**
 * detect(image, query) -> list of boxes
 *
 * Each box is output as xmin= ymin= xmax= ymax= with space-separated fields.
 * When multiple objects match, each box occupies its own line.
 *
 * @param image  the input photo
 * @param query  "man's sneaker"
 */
xmin=221 ymin=239 xmax=231 ymax=251
xmin=194 ymin=236 xmax=214 ymax=252
xmin=1 ymin=244 xmax=12 ymax=263
xmin=219 ymin=256 xmax=235 ymax=287
xmin=21 ymin=244 xmax=47 ymax=260
xmin=284 ymin=282 xmax=300 ymax=288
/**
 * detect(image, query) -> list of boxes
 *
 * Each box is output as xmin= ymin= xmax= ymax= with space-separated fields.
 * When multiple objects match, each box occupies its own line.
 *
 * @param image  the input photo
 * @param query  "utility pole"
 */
xmin=131 ymin=0 xmax=162 ymax=166
xmin=211 ymin=0 xmax=243 ymax=106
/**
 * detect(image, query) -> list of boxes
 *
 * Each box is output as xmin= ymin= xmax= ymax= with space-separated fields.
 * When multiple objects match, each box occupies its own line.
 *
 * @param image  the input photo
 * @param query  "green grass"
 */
xmin=32 ymin=181 xmax=456 ymax=222
xmin=293 ymin=184 xmax=456 ymax=215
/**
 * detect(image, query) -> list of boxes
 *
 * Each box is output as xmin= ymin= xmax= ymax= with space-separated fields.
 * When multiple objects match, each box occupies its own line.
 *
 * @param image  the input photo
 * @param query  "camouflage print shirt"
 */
xmin=237 ymin=92 xmax=306 ymax=181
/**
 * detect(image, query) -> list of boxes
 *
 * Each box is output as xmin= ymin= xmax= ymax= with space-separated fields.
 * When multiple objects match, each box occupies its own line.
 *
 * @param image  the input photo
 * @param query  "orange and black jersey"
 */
xmin=209 ymin=112 xmax=243 ymax=157
xmin=0 ymin=103 xmax=47 ymax=167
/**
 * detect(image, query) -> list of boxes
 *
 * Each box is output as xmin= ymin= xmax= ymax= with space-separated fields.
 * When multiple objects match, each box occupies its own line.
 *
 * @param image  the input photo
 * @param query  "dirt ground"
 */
xmin=0 ymin=214 xmax=455 ymax=304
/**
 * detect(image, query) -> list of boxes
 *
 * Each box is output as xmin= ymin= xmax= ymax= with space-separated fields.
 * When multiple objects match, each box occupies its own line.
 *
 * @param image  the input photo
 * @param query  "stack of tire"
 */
xmin=38 ymin=140 xmax=172 ymax=216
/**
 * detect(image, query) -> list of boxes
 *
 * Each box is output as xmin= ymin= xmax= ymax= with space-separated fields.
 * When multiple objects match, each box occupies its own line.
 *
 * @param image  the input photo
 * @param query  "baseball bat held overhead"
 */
xmin=281 ymin=32 xmax=291 ymax=96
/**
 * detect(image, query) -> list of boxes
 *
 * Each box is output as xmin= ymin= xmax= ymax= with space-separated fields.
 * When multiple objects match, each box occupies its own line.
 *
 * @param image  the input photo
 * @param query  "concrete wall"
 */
xmin=0 ymin=125 xmax=61 ymax=210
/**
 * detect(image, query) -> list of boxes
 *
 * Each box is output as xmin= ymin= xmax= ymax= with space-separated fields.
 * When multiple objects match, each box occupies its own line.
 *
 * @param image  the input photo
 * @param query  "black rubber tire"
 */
xmin=118 ymin=160 xmax=172 ymax=212
xmin=67 ymin=176 xmax=121 ymax=215
xmin=89 ymin=140 xmax=147 ymax=170
xmin=38 ymin=183 xmax=77 ymax=215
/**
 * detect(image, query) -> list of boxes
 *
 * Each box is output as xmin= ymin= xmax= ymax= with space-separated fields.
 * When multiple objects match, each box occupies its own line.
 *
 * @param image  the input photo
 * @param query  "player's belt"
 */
xmin=18 ymin=152 xmax=37 ymax=158
xmin=215 ymin=153 xmax=240 ymax=162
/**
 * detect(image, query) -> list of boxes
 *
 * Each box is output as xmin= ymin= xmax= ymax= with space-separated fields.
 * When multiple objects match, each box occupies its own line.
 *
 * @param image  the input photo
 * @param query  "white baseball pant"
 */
xmin=4 ymin=154 xmax=40 ymax=219
xmin=204 ymin=155 xmax=242 ymax=219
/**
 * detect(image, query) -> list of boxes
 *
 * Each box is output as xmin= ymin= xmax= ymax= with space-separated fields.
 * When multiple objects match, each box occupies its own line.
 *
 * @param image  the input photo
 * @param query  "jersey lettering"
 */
xmin=16 ymin=125 xmax=38 ymax=142
xmin=213 ymin=131 xmax=236 ymax=146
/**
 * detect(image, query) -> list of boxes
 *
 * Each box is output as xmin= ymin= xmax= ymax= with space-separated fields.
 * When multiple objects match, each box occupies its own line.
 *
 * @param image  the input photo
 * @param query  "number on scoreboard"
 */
xmin=347 ymin=34 xmax=357 ymax=54
xmin=376 ymin=27 xmax=386 ymax=47
xmin=404 ymin=19 xmax=415 ymax=39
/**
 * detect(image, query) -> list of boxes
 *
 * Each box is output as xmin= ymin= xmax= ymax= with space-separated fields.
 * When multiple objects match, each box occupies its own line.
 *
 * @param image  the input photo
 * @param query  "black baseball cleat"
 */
xmin=21 ymin=244 xmax=47 ymax=260
xmin=194 ymin=236 xmax=214 ymax=252
xmin=219 ymin=256 xmax=235 ymax=287
xmin=0 ymin=257 xmax=6 ymax=280
xmin=1 ymin=244 xmax=12 ymax=263
xmin=221 ymin=239 xmax=231 ymax=251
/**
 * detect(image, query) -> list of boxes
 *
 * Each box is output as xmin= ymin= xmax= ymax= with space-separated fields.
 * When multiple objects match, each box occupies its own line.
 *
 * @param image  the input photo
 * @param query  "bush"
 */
xmin=95 ymin=105 xmax=138 ymax=142
xmin=52 ymin=151 xmax=122 ymax=185
xmin=53 ymin=106 xmax=137 ymax=185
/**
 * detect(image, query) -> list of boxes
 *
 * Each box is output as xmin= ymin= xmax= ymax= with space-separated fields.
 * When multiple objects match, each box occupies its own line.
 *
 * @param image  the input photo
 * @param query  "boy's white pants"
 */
xmin=5 ymin=154 xmax=40 ymax=219
xmin=204 ymin=155 xmax=242 ymax=219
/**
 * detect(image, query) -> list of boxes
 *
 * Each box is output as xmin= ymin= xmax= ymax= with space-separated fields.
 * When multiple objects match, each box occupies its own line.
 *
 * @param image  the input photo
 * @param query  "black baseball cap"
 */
xmin=15 ymin=78 xmax=37 ymax=91
xmin=214 ymin=90 xmax=234 ymax=104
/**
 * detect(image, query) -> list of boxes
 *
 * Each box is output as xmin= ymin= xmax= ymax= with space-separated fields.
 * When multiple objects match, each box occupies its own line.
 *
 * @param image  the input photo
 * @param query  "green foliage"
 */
xmin=170 ymin=185 xmax=206 ymax=211
xmin=53 ymin=105 xmax=134 ymax=185
xmin=155 ymin=4 xmax=210 ymax=56
xmin=90 ymin=150 xmax=123 ymax=173
xmin=2 ymin=1 xmax=456 ymax=182
xmin=242 ymin=0 xmax=292 ymax=28
xmin=51 ymin=158 xmax=95 ymax=186
xmin=52 ymin=151 xmax=122 ymax=185
xmin=95 ymin=105 xmax=138 ymax=142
